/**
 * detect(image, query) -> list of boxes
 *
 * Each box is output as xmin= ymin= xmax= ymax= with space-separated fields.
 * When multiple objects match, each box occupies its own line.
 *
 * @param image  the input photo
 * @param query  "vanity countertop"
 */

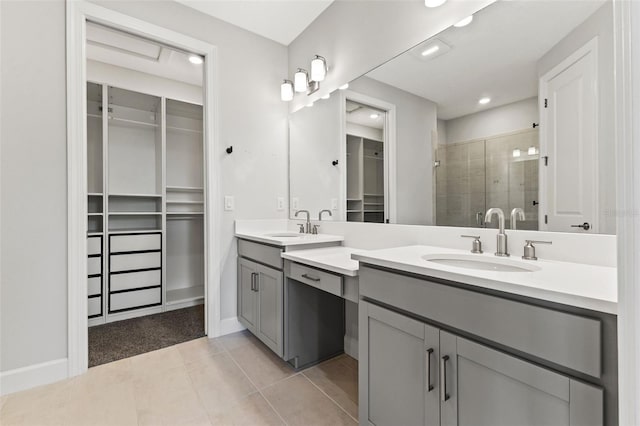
xmin=235 ymin=230 xmax=344 ymax=247
xmin=352 ymin=245 xmax=617 ymax=314
xmin=281 ymin=246 xmax=365 ymax=277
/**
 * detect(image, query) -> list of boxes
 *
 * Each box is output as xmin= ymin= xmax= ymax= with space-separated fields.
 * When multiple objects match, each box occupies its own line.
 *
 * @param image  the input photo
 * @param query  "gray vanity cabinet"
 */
xmin=360 ymin=300 xmax=604 ymax=426
xmin=237 ymin=256 xmax=283 ymax=357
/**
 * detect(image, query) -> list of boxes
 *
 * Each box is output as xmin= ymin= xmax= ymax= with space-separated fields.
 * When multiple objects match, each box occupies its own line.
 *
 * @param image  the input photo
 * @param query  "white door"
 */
xmin=540 ymin=39 xmax=598 ymax=233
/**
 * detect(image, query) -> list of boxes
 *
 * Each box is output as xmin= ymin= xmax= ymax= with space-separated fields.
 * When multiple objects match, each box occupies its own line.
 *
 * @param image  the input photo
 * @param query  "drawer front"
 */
xmin=110 ymin=269 xmax=161 ymax=292
xmin=88 ymin=256 xmax=102 ymax=276
xmin=88 ymin=296 xmax=102 ymax=317
xmin=238 ymin=239 xmax=283 ymax=270
xmin=288 ymin=262 xmax=342 ymax=297
xmin=110 ymin=287 xmax=161 ymax=312
xmin=359 ymin=266 xmax=602 ymax=378
xmin=87 ymin=236 xmax=102 ymax=256
xmin=110 ymin=233 xmax=161 ymax=253
xmin=110 ymin=252 xmax=161 ymax=272
xmin=88 ymin=276 xmax=102 ymax=296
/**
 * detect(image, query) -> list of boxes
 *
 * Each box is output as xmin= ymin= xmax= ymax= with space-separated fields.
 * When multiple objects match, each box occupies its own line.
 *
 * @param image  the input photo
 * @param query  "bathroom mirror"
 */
xmin=289 ymin=0 xmax=615 ymax=234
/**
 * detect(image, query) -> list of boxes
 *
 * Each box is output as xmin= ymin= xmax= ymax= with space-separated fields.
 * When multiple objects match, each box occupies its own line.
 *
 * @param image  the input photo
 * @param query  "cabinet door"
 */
xmin=237 ymin=258 xmax=258 ymax=333
xmin=360 ymin=301 xmax=440 ymax=426
xmin=440 ymin=332 xmax=603 ymax=426
xmin=255 ymin=263 xmax=283 ymax=357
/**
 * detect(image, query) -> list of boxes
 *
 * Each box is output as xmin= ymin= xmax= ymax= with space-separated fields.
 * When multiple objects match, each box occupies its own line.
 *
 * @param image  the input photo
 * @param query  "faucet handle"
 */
xmin=461 ymin=235 xmax=483 ymax=254
xmin=312 ymin=224 xmax=320 ymax=235
xmin=298 ymin=224 xmax=305 ymax=233
xmin=522 ymin=240 xmax=552 ymax=260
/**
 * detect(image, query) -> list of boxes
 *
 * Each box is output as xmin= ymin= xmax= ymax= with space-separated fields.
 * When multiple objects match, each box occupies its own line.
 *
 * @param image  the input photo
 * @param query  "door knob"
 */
xmin=571 ymin=222 xmax=591 ymax=230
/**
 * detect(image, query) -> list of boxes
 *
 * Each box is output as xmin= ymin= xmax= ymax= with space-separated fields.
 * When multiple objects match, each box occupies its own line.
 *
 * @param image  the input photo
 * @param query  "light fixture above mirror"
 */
xmin=281 ymin=54 xmax=330 ymax=101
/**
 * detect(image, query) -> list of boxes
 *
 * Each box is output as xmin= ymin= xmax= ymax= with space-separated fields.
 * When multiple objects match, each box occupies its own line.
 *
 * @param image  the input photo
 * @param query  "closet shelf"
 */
xmin=109 ymin=193 xmax=162 ymax=198
xmin=347 ymin=210 xmax=362 ymax=213
xmin=87 ymin=113 xmax=102 ymax=119
xmin=166 ymin=186 xmax=204 ymax=193
xmin=108 ymin=116 xmax=158 ymax=129
xmin=166 ymin=212 xmax=204 ymax=215
xmin=88 ymin=213 xmax=103 ymax=216
xmin=166 ymin=200 xmax=204 ymax=204
xmin=109 ymin=212 xmax=162 ymax=216
xmin=87 ymin=231 xmax=104 ymax=236
xmin=364 ymin=193 xmax=384 ymax=197
xmin=166 ymin=125 xmax=203 ymax=135
xmin=364 ymin=210 xmax=384 ymax=213
xmin=108 ymin=228 xmax=163 ymax=235
xmin=88 ymin=193 xmax=103 ymax=197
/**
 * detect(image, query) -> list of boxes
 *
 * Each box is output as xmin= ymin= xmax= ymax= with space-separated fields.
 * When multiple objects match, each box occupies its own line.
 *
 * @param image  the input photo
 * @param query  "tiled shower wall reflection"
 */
xmin=436 ymin=129 xmax=539 ymax=230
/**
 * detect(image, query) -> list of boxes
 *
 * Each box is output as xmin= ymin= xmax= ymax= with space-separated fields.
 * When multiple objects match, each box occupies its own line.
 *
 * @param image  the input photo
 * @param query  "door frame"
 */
xmin=339 ymin=90 xmax=397 ymax=223
xmin=538 ymin=36 xmax=599 ymax=233
xmin=66 ymin=0 xmax=221 ymax=377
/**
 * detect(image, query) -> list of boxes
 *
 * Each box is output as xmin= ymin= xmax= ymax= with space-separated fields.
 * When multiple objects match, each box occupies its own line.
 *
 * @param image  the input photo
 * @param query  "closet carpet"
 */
xmin=88 ymin=305 xmax=205 ymax=367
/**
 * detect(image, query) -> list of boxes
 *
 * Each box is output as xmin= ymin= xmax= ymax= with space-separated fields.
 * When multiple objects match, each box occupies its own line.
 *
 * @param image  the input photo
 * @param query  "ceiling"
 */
xmin=346 ymin=100 xmax=384 ymax=130
xmin=86 ymin=23 xmax=203 ymax=86
xmin=175 ymin=0 xmax=334 ymax=45
xmin=366 ymin=0 xmax=606 ymax=120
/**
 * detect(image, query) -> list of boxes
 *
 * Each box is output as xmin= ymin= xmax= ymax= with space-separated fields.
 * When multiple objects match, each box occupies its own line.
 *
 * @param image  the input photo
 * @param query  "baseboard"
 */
xmin=0 ymin=358 xmax=68 ymax=396
xmin=218 ymin=316 xmax=246 ymax=336
xmin=344 ymin=335 xmax=359 ymax=360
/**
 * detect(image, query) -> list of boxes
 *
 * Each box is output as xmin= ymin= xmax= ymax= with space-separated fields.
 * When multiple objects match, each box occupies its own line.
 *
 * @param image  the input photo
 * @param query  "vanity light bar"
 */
xmin=281 ymin=54 xmax=330 ymax=101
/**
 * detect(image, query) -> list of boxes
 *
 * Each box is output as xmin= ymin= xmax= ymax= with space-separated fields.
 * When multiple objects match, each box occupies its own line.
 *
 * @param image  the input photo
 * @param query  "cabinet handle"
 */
xmin=251 ymin=273 xmax=258 ymax=291
xmin=301 ymin=273 xmax=320 ymax=282
xmin=441 ymin=355 xmax=450 ymax=402
xmin=426 ymin=348 xmax=434 ymax=392
xmin=254 ymin=273 xmax=259 ymax=291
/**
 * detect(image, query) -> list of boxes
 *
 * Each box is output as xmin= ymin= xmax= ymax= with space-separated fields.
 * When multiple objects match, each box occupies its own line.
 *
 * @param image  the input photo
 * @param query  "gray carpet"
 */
xmin=88 ymin=305 xmax=205 ymax=367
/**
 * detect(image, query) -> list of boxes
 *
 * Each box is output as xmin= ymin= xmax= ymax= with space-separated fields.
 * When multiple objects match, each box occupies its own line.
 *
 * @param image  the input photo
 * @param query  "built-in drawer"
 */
xmin=88 ymin=296 xmax=101 ymax=317
xmin=359 ymin=266 xmax=602 ymax=378
xmin=87 ymin=236 xmax=102 ymax=256
xmin=110 ymin=287 xmax=161 ymax=312
xmin=110 ymin=252 xmax=161 ymax=272
xmin=110 ymin=233 xmax=161 ymax=253
xmin=110 ymin=269 xmax=161 ymax=292
xmin=238 ymin=239 xmax=283 ymax=270
xmin=288 ymin=262 xmax=342 ymax=297
xmin=88 ymin=256 xmax=102 ymax=276
xmin=88 ymin=276 xmax=102 ymax=296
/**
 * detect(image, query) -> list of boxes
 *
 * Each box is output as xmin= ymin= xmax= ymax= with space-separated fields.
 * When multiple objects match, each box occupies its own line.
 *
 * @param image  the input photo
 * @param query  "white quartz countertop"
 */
xmin=281 ymin=247 xmax=365 ymax=277
xmin=235 ymin=230 xmax=344 ymax=247
xmin=352 ymin=245 xmax=618 ymax=314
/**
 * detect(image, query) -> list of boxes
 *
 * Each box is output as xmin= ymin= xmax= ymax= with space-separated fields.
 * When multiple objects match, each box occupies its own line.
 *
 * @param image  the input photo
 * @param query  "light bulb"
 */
xmin=424 ymin=0 xmax=447 ymax=8
xmin=311 ymin=55 xmax=327 ymax=82
xmin=421 ymin=45 xmax=440 ymax=56
xmin=454 ymin=15 xmax=473 ymax=27
xmin=280 ymin=80 xmax=293 ymax=102
xmin=478 ymin=97 xmax=491 ymax=105
xmin=294 ymin=69 xmax=308 ymax=93
xmin=513 ymin=149 xmax=521 ymax=158
xmin=188 ymin=55 xmax=203 ymax=65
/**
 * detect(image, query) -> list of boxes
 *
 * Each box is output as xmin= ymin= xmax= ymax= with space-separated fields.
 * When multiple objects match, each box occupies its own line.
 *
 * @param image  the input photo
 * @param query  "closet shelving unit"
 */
xmin=346 ymin=134 xmax=385 ymax=223
xmin=86 ymin=83 xmax=205 ymax=326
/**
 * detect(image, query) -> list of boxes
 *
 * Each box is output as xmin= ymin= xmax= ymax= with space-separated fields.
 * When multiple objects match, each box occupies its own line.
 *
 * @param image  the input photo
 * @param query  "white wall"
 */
xmin=443 ymin=97 xmax=538 ymax=144
xmin=288 ymin=0 xmax=495 ymax=111
xmin=350 ymin=76 xmax=437 ymax=225
xmin=537 ymin=2 xmax=615 ymax=235
xmin=1 ymin=0 xmax=68 ymax=374
xmin=346 ymin=122 xmax=383 ymax=142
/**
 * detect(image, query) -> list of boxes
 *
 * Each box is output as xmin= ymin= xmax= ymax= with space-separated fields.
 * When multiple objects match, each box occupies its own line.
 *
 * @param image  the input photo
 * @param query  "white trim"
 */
xmin=538 ymin=37 xmax=599 ymax=233
xmin=0 ymin=359 xmax=68 ymax=396
xmin=614 ymin=1 xmax=638 ymax=424
xmin=218 ymin=316 xmax=246 ymax=336
xmin=66 ymin=1 xmax=222 ymax=379
xmin=339 ymin=90 xmax=397 ymax=223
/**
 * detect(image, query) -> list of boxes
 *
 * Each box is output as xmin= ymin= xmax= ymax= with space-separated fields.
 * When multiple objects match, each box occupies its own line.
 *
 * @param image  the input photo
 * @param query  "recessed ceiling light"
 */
xmin=454 ymin=15 xmax=473 ymax=27
xmin=424 ymin=0 xmax=447 ymax=8
xmin=321 ymin=93 xmax=331 ymax=100
xmin=528 ymin=146 xmax=537 ymax=155
xmin=188 ymin=55 xmax=203 ymax=65
xmin=421 ymin=45 xmax=440 ymax=57
xmin=478 ymin=97 xmax=491 ymax=105
xmin=512 ymin=148 xmax=521 ymax=158
xmin=339 ymin=83 xmax=349 ymax=90
xmin=370 ymin=113 xmax=380 ymax=119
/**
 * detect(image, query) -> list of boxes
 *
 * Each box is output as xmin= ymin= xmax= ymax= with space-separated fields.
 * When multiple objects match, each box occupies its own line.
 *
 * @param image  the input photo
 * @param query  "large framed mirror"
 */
xmin=289 ymin=0 xmax=614 ymax=234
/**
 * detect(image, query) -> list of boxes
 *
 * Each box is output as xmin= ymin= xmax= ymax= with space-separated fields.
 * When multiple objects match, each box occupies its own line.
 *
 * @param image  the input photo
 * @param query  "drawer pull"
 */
xmin=301 ymin=273 xmax=321 ymax=282
xmin=441 ymin=355 xmax=450 ymax=402
xmin=426 ymin=348 xmax=434 ymax=392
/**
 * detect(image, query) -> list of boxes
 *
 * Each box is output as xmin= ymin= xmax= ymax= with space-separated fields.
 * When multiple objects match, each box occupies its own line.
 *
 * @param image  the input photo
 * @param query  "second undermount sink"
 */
xmin=265 ymin=232 xmax=303 ymax=238
xmin=422 ymin=253 xmax=540 ymax=273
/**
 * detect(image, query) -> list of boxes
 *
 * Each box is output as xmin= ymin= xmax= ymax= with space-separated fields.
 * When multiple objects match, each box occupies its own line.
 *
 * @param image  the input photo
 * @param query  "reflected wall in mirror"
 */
xmin=289 ymin=0 xmax=615 ymax=234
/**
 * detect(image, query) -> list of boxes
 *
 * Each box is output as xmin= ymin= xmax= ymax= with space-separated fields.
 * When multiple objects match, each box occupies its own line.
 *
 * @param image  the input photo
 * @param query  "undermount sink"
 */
xmin=422 ymin=253 xmax=540 ymax=273
xmin=265 ymin=232 xmax=303 ymax=238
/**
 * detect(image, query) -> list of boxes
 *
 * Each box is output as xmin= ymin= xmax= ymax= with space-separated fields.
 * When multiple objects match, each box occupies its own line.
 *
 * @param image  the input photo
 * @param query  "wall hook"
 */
xmin=532 ymin=123 xmax=539 ymax=128
xmin=332 ymin=160 xmax=339 ymax=166
xmin=226 ymin=146 xmax=233 ymax=154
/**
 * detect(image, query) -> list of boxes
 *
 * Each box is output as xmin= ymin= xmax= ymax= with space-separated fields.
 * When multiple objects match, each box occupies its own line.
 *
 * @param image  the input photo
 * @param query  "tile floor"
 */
xmin=0 ymin=331 xmax=358 ymax=426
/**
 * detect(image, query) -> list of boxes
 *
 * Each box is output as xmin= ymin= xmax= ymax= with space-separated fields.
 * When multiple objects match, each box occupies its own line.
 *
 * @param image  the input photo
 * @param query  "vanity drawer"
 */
xmin=110 ymin=269 xmax=161 ymax=292
xmin=88 ymin=276 xmax=102 ymax=296
xmin=110 ymin=233 xmax=161 ymax=253
xmin=289 ymin=262 xmax=342 ymax=297
xmin=110 ymin=287 xmax=161 ymax=312
xmin=110 ymin=252 xmax=161 ymax=272
xmin=88 ymin=296 xmax=102 ymax=317
xmin=87 ymin=236 xmax=102 ymax=256
xmin=238 ymin=239 xmax=283 ymax=270
xmin=87 ymin=257 xmax=102 ymax=276
xmin=359 ymin=266 xmax=602 ymax=378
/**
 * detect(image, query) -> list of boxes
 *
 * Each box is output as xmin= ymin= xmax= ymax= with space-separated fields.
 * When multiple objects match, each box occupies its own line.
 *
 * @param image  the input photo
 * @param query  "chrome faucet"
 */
xmin=485 ymin=208 xmax=509 ymax=257
xmin=510 ymin=208 xmax=525 ymax=230
xmin=319 ymin=209 xmax=332 ymax=221
xmin=295 ymin=210 xmax=311 ymax=234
